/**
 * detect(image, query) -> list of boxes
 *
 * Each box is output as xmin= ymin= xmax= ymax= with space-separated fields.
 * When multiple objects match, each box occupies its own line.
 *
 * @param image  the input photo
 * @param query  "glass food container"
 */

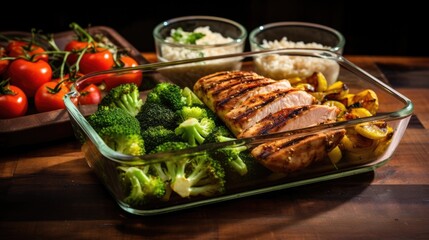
xmin=64 ymin=49 xmax=413 ymax=216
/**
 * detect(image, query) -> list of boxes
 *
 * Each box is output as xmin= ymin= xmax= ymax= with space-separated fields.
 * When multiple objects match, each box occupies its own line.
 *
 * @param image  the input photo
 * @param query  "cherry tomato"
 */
xmin=103 ymin=55 xmax=142 ymax=91
xmin=6 ymin=40 xmax=49 ymax=62
xmin=0 ymin=47 xmax=9 ymax=76
xmin=78 ymin=83 xmax=102 ymax=105
xmin=8 ymin=58 xmax=52 ymax=98
xmin=64 ymin=40 xmax=96 ymax=65
xmin=78 ymin=47 xmax=114 ymax=74
xmin=52 ymin=72 xmax=83 ymax=90
xmin=34 ymin=81 xmax=70 ymax=112
xmin=0 ymin=83 xmax=28 ymax=119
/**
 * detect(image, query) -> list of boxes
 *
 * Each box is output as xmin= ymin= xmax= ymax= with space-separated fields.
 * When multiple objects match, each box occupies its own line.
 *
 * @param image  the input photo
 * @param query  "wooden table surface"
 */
xmin=1 ymin=54 xmax=428 ymax=239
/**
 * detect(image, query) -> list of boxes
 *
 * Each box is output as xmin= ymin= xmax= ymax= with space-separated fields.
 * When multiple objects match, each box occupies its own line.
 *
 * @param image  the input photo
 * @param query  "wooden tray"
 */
xmin=0 ymin=26 xmax=150 ymax=149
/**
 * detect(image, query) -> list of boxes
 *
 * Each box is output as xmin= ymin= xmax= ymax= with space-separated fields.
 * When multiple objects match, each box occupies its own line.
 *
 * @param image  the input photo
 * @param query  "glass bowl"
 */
xmin=249 ymin=21 xmax=345 ymax=54
xmin=153 ymin=15 xmax=247 ymax=86
xmin=64 ymin=49 xmax=413 ymax=216
xmin=249 ymin=22 xmax=346 ymax=85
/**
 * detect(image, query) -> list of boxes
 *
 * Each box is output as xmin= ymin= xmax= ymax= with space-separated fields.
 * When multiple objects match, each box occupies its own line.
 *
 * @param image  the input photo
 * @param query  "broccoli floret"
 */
xmin=204 ymin=126 xmax=248 ymax=176
xmin=150 ymin=141 xmax=192 ymax=154
xmin=118 ymin=166 xmax=166 ymax=206
xmin=178 ymin=106 xmax=208 ymax=120
xmin=99 ymin=83 xmax=143 ymax=117
xmin=178 ymin=105 xmax=221 ymax=125
xmin=136 ymin=102 xmax=178 ymax=130
xmin=216 ymin=143 xmax=249 ymax=176
xmin=204 ymin=125 xmax=235 ymax=144
xmin=150 ymin=141 xmax=192 ymax=201
xmin=170 ymin=153 xmax=225 ymax=198
xmin=146 ymin=82 xmax=185 ymax=111
xmin=141 ymin=126 xmax=181 ymax=153
xmin=175 ymin=117 xmax=215 ymax=146
xmin=181 ymin=87 xmax=204 ymax=106
xmin=87 ymin=107 xmax=145 ymax=155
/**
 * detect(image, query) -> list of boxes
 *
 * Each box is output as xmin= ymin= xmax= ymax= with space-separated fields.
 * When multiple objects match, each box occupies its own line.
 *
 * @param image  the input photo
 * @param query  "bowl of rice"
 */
xmin=153 ymin=16 xmax=247 ymax=86
xmin=249 ymin=22 xmax=345 ymax=85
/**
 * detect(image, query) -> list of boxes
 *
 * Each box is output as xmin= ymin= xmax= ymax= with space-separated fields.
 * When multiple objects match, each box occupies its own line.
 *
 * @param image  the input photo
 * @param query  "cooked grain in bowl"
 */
xmin=160 ymin=26 xmax=237 ymax=61
xmin=254 ymin=54 xmax=340 ymax=85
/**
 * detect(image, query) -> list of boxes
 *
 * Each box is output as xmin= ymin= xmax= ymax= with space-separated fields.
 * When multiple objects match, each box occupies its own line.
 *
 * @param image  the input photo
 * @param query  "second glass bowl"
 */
xmin=249 ymin=22 xmax=345 ymax=85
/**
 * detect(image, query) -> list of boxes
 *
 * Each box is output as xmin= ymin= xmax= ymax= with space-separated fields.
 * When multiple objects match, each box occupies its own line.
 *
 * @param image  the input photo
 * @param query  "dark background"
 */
xmin=0 ymin=1 xmax=426 ymax=56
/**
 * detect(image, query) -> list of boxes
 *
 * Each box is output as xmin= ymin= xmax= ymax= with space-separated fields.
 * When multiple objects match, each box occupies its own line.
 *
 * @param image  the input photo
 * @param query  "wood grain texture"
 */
xmin=1 ymin=54 xmax=428 ymax=239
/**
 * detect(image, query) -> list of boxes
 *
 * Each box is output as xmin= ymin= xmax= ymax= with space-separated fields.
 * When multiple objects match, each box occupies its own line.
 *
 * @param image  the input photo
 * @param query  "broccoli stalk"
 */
xmin=99 ymin=83 xmax=143 ymax=117
xmin=175 ymin=117 xmax=215 ymax=146
xmin=150 ymin=141 xmax=192 ymax=201
xmin=170 ymin=154 xmax=225 ymax=198
xmin=118 ymin=166 xmax=166 ymax=206
xmin=218 ymin=144 xmax=248 ymax=176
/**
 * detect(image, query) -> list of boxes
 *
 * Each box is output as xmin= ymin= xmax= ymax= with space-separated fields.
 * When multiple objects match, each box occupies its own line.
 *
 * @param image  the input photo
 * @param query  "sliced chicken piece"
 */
xmin=194 ymin=71 xmax=265 ymax=111
xmin=216 ymin=80 xmax=292 ymax=115
xmin=250 ymin=129 xmax=346 ymax=173
xmin=193 ymin=70 xmax=292 ymax=113
xmin=238 ymin=105 xmax=339 ymax=138
xmin=224 ymin=89 xmax=316 ymax=136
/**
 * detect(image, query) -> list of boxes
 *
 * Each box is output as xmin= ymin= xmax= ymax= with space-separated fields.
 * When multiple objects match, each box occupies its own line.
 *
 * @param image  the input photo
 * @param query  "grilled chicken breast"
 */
xmin=238 ymin=105 xmax=339 ymax=138
xmin=250 ymin=129 xmax=346 ymax=173
xmin=194 ymin=70 xmax=314 ymax=136
xmin=193 ymin=70 xmax=344 ymax=174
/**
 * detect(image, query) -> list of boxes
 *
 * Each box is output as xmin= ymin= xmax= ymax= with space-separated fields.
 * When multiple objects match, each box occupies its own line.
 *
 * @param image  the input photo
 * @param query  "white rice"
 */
xmin=260 ymin=37 xmax=329 ymax=50
xmin=160 ymin=26 xmax=241 ymax=61
xmin=254 ymin=37 xmax=339 ymax=85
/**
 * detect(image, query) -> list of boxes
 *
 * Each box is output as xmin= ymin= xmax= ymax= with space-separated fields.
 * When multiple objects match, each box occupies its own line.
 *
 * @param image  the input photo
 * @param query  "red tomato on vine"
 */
xmin=78 ymin=83 xmax=102 ymax=105
xmin=0 ymin=47 xmax=9 ymax=76
xmin=34 ymin=81 xmax=72 ymax=112
xmin=0 ymin=81 xmax=28 ymax=119
xmin=6 ymin=40 xmax=49 ymax=62
xmin=7 ymin=58 xmax=52 ymax=98
xmin=78 ymin=47 xmax=114 ymax=74
xmin=102 ymin=55 xmax=142 ymax=91
xmin=64 ymin=40 xmax=97 ymax=65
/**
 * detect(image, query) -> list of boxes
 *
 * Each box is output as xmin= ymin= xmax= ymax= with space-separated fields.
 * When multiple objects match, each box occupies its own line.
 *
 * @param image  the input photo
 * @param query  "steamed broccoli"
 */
xmin=136 ymin=102 xmax=178 ymax=130
xmin=150 ymin=141 xmax=192 ymax=200
xmin=149 ymin=142 xmax=225 ymax=199
xmin=175 ymin=117 xmax=215 ymax=146
xmin=87 ymin=107 xmax=145 ymax=155
xmin=216 ymin=143 xmax=249 ymax=176
xmin=170 ymin=153 xmax=225 ymax=198
xmin=205 ymin=126 xmax=248 ymax=176
xmin=181 ymin=86 xmax=204 ymax=106
xmin=178 ymin=106 xmax=208 ymax=121
xmin=205 ymin=125 xmax=235 ymax=144
xmin=150 ymin=141 xmax=192 ymax=154
xmin=146 ymin=82 xmax=185 ymax=111
xmin=99 ymin=83 xmax=143 ymax=117
xmin=141 ymin=126 xmax=180 ymax=153
xmin=118 ymin=166 xmax=166 ymax=206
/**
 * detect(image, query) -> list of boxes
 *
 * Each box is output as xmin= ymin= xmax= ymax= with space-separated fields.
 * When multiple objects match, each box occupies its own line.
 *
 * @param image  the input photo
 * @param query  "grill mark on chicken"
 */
xmin=215 ymin=80 xmax=274 ymax=108
xmin=221 ymin=88 xmax=315 ymax=135
xmin=230 ymin=88 xmax=300 ymax=121
xmin=211 ymin=76 xmax=270 ymax=97
xmin=196 ymin=71 xmax=262 ymax=94
xmin=245 ymin=106 xmax=310 ymax=136
xmin=251 ymin=129 xmax=346 ymax=173
xmin=238 ymin=105 xmax=339 ymax=138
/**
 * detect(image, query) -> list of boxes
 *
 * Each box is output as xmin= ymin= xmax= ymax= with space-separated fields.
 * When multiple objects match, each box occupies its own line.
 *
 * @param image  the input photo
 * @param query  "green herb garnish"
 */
xmin=171 ymin=28 xmax=206 ymax=45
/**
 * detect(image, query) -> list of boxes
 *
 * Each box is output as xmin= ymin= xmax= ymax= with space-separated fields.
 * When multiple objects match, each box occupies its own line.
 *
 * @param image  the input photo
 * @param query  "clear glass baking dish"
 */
xmin=64 ymin=49 xmax=413 ymax=216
